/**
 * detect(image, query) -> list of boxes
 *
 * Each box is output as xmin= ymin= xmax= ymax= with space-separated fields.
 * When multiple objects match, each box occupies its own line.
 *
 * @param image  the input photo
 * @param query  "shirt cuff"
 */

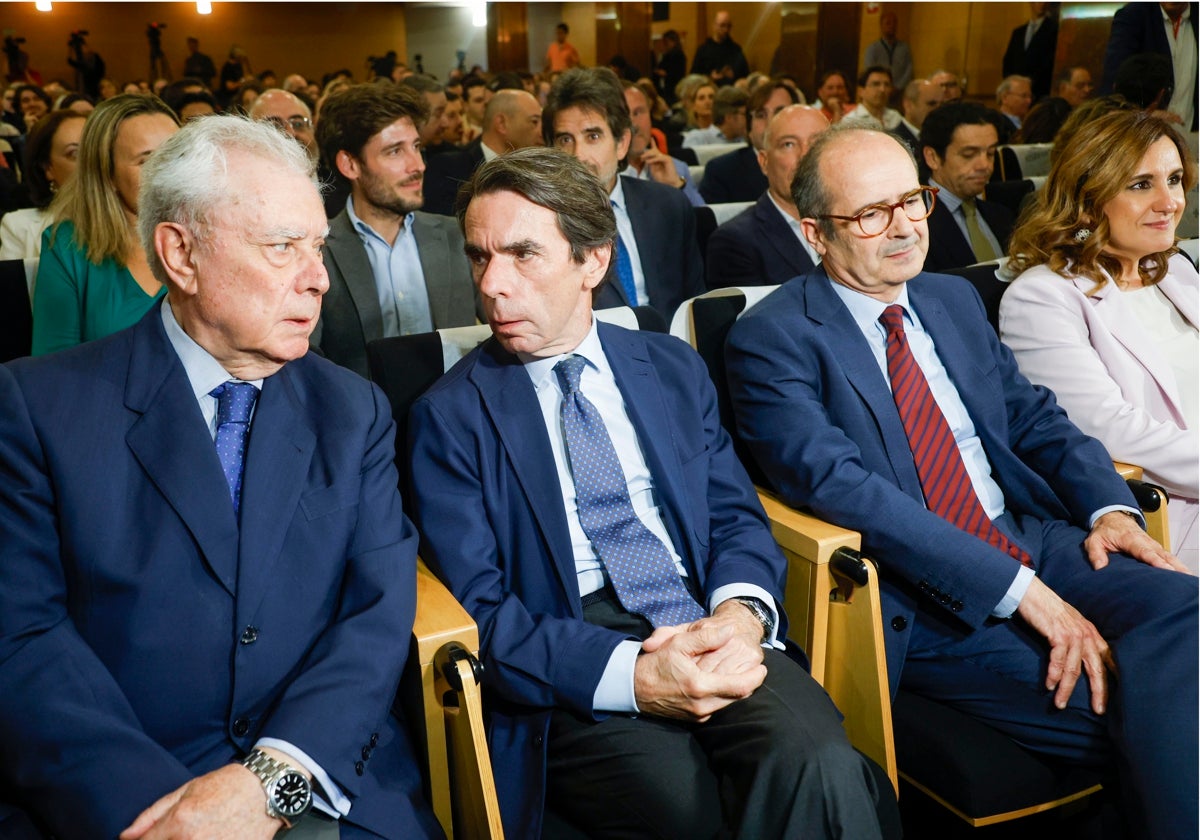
xmin=1089 ymin=505 xmax=1144 ymax=529
xmin=710 ymin=583 xmax=786 ymax=650
xmin=256 ymin=737 xmax=350 ymax=819
xmin=991 ymin=564 xmax=1036 ymax=619
xmin=592 ymin=639 xmax=643 ymax=714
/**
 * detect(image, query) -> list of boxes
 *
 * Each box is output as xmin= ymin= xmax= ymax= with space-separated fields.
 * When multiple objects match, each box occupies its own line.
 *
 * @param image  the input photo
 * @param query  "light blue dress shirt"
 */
xmin=346 ymin=196 xmax=433 ymax=337
xmin=930 ymin=178 xmax=1004 ymax=261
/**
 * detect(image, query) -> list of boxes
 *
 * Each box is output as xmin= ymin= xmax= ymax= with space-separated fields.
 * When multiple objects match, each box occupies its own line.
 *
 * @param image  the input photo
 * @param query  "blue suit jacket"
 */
xmin=724 ymin=270 xmax=1136 ymax=689
xmin=0 ymin=309 xmax=440 ymax=839
xmin=407 ymin=323 xmax=787 ymax=838
xmin=593 ymin=176 xmax=704 ymax=322
xmin=705 ymin=192 xmax=815 ymax=290
xmin=699 ymin=144 xmax=767 ymax=205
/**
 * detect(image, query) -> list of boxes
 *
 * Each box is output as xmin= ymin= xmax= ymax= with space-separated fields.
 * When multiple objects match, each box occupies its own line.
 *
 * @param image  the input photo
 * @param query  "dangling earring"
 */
xmin=1074 ymin=227 xmax=1092 ymax=242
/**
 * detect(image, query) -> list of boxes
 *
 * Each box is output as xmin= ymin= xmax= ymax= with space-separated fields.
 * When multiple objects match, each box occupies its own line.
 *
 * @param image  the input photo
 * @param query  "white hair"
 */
xmin=138 ymin=114 xmax=318 ymax=284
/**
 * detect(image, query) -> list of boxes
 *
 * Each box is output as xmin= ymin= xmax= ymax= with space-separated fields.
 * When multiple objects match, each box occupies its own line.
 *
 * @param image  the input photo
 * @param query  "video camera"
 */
xmin=68 ymin=29 xmax=88 ymax=49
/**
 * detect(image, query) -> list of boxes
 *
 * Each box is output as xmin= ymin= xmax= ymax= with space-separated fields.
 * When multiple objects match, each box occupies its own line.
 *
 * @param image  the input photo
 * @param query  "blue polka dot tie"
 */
xmin=210 ymin=381 xmax=258 ymax=517
xmin=555 ymin=354 xmax=706 ymax=627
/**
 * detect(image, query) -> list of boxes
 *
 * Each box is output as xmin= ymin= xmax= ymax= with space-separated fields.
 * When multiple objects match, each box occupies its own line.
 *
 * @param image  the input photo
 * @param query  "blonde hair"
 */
xmin=1007 ymin=110 xmax=1195 ymax=292
xmin=47 ymin=93 xmax=179 ymax=266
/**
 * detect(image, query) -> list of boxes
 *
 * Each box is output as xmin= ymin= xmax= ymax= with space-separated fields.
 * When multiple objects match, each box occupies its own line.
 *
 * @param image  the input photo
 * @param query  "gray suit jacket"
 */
xmin=313 ymin=206 xmax=479 ymax=378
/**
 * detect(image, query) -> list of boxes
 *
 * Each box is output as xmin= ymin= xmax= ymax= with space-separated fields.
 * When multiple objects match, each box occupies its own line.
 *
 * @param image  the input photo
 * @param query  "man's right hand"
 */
xmin=633 ymin=621 xmax=766 ymax=723
xmin=1015 ymin=576 xmax=1115 ymax=715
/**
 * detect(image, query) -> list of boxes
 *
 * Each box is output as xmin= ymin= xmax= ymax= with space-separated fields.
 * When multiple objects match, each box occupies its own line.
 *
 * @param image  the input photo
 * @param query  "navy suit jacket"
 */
xmin=923 ymin=197 xmax=1014 ymax=273
xmin=422 ymin=137 xmax=486 ymax=216
xmin=1002 ymin=16 xmax=1059 ymax=100
xmin=407 ymin=323 xmax=787 ymax=838
xmin=725 ymin=270 xmax=1136 ymax=689
xmin=705 ymin=191 xmax=815 ymax=289
xmin=0 ymin=309 xmax=439 ymax=839
xmin=593 ymin=176 xmax=704 ymax=322
xmin=698 ymin=144 xmax=767 ymax=204
xmin=1102 ymin=2 xmax=1199 ymax=128
xmin=313 ymin=207 xmax=479 ymax=378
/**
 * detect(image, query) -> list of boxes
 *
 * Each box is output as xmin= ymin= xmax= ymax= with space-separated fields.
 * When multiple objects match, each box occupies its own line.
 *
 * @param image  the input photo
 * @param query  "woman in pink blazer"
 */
xmin=1001 ymin=110 xmax=1198 ymax=570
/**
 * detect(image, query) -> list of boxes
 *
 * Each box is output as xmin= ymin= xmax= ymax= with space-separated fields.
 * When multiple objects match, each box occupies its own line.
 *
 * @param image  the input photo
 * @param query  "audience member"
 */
xmin=400 ymin=74 xmax=452 ymax=150
xmin=15 ymin=84 xmax=51 ymax=133
xmin=408 ymin=144 xmax=899 ymax=840
xmin=249 ymin=89 xmax=317 ymax=161
xmin=97 ymin=77 xmax=118 ymax=100
xmin=1055 ymin=65 xmax=1095 ymax=107
xmin=862 ymin=11 xmax=913 ymax=93
xmin=691 ymin=10 xmax=750 ymax=85
xmin=699 ymin=78 xmax=798 ymax=204
xmin=929 ymin=69 xmax=964 ymax=103
xmin=230 ymin=78 xmax=265 ymax=115
xmin=996 ymin=74 xmax=1033 ymax=131
xmin=0 ymin=114 xmax=442 ymax=839
xmin=679 ymin=77 xmax=716 ymax=131
xmin=460 ymin=74 xmax=489 ymax=143
xmin=1012 ymin=95 xmax=1071 ymax=143
xmin=682 ymin=84 xmax=747 ymax=147
xmin=282 ymin=73 xmax=307 ymax=94
xmin=0 ymin=110 xmax=84 ymax=260
xmin=706 ymin=105 xmax=829 ymax=289
xmin=181 ymin=36 xmax=216 ymax=89
xmin=312 ymin=84 xmax=477 ymax=378
xmin=920 ymin=102 xmax=1011 ymax=271
xmin=258 ymin=69 xmax=279 ymax=89
xmin=423 ymin=88 xmax=544 ymax=216
xmin=845 ymin=66 xmax=901 ymax=130
xmin=725 ymin=123 xmax=1198 ymax=840
xmin=895 ymin=77 xmax=943 ymax=164
xmin=55 ymin=92 xmax=94 ymax=115
xmin=1001 ymin=109 xmax=1198 ymax=570
xmin=545 ymin=67 xmax=703 ymax=319
xmin=173 ymin=90 xmax=217 ymax=123
xmin=621 ymin=81 xmax=704 ymax=207
xmin=814 ymin=70 xmax=855 ymax=124
xmin=655 ymin=29 xmax=687 ymax=105
xmin=217 ymin=44 xmax=252 ymax=109
xmin=1102 ymin=2 xmax=1197 ymax=129
xmin=32 ymin=94 xmax=179 ymax=355
xmin=1003 ymin=2 xmax=1060 ymax=100
xmin=158 ymin=77 xmax=208 ymax=117
xmin=425 ymin=91 xmax=464 ymax=155
xmin=545 ymin=22 xmax=581 ymax=73
xmin=1111 ymin=52 xmax=1175 ymax=112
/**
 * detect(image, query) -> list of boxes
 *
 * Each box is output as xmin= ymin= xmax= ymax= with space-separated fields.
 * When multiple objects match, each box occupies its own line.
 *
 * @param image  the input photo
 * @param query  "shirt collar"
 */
xmin=521 ymin=317 xmax=609 ymax=390
xmin=160 ymin=298 xmax=263 ymax=402
xmin=827 ymin=275 xmax=920 ymax=335
xmin=346 ymin=194 xmax=414 ymax=244
xmin=929 ymin=178 xmax=965 ymax=213
xmin=608 ymin=176 xmax=627 ymax=210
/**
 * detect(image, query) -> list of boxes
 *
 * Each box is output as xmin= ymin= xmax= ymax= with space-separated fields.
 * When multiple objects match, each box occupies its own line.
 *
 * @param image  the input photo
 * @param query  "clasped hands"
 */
xmin=633 ymin=599 xmax=768 ymax=723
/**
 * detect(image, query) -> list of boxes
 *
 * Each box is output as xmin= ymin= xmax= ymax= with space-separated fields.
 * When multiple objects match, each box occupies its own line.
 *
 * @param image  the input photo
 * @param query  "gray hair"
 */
xmin=456 ymin=146 xmax=616 ymax=265
xmin=138 ymin=114 xmax=318 ymax=284
xmin=996 ymin=74 xmax=1031 ymax=104
xmin=791 ymin=125 xmax=916 ymax=238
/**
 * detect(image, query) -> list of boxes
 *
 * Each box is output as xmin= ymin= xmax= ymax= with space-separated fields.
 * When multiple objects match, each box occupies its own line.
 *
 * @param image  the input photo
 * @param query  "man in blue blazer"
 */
xmin=0 ymin=117 xmax=440 ymax=839
xmin=545 ymin=68 xmax=703 ymax=322
xmin=706 ymin=104 xmax=827 ymax=290
xmin=408 ymin=148 xmax=895 ymax=840
xmin=726 ymin=127 xmax=1198 ymax=839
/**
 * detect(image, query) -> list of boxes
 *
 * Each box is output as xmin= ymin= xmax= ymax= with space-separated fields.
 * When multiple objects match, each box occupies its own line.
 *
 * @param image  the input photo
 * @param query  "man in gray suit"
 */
xmin=313 ymin=84 xmax=477 ymax=378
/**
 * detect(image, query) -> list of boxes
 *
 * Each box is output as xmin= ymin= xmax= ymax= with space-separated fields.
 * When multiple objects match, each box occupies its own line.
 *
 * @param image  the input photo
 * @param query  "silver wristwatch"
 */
xmin=241 ymin=748 xmax=313 ymax=828
xmin=733 ymin=596 xmax=775 ymax=642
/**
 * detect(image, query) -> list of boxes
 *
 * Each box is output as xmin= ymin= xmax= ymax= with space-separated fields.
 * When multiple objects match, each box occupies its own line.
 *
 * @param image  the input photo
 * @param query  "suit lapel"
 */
xmin=623 ymin=180 xmax=659 ymax=304
xmin=928 ymin=202 xmax=974 ymax=268
xmin=413 ymin=213 xmax=450 ymax=328
xmin=124 ymin=313 xmax=240 ymax=596
xmin=471 ymin=343 xmax=580 ymax=608
xmin=327 ymin=210 xmax=386 ymax=343
xmin=756 ymin=194 xmax=814 ymax=276
xmin=234 ymin=365 xmax=317 ymax=624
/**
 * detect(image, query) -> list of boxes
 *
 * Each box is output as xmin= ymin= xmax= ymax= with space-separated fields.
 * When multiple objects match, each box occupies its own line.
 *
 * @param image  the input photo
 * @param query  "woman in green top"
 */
xmin=32 ymin=94 xmax=180 ymax=355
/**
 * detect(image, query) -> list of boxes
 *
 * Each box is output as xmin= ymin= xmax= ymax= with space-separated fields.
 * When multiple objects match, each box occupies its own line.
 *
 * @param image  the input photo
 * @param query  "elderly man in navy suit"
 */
xmin=725 ymin=125 xmax=1198 ymax=839
xmin=0 ymin=116 xmax=440 ymax=840
xmin=544 ymin=67 xmax=703 ymax=322
xmin=706 ymin=104 xmax=828 ymax=289
xmin=408 ymin=147 xmax=898 ymax=840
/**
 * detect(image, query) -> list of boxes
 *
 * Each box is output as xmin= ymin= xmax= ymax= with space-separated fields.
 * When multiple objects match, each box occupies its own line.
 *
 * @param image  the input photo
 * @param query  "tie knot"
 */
xmin=879 ymin=304 xmax=907 ymax=336
xmin=554 ymin=354 xmax=587 ymax=395
xmin=210 ymin=381 xmax=258 ymax=425
xmin=961 ymin=197 xmax=978 ymax=218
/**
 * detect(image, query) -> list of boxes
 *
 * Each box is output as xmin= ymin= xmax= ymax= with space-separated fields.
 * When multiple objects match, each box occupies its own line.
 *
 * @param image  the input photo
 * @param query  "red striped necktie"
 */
xmin=879 ymin=304 xmax=1031 ymax=567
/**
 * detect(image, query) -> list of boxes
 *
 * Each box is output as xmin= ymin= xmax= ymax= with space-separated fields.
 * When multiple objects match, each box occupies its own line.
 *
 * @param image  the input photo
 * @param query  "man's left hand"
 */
xmin=640 ymin=147 xmax=683 ymax=188
xmin=689 ymin=599 xmax=767 ymax=674
xmin=1084 ymin=511 xmax=1191 ymax=574
xmin=119 ymin=763 xmax=281 ymax=840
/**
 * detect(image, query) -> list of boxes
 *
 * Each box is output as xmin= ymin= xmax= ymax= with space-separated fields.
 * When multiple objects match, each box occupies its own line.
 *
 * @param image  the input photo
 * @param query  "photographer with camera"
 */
xmin=67 ymin=30 xmax=105 ymax=101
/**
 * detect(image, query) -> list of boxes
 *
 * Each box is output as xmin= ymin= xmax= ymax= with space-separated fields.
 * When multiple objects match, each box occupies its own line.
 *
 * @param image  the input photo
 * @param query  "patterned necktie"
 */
xmin=878 ymin=306 xmax=1031 ymax=567
xmin=610 ymin=204 xmax=640 ymax=305
xmin=555 ymin=354 xmax=707 ymax=626
xmin=210 ymin=381 xmax=258 ymax=516
xmin=961 ymin=198 xmax=999 ymax=263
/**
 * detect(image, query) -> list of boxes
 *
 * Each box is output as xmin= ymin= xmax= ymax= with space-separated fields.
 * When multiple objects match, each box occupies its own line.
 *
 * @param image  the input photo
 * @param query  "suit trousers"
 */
xmin=900 ymin=515 xmax=1198 ymax=840
xmin=545 ymin=592 xmax=898 ymax=839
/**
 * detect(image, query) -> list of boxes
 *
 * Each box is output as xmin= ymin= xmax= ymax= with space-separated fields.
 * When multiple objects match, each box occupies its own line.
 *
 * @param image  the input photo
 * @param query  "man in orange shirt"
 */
xmin=545 ymin=23 xmax=581 ymax=73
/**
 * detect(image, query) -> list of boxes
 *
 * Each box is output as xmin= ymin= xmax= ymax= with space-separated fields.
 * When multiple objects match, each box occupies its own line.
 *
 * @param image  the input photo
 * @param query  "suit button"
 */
xmin=938 ymin=593 xmax=951 ymax=605
xmin=239 ymin=626 xmax=259 ymax=645
xmin=355 ymin=761 xmax=365 ymax=776
xmin=369 ymin=732 xmax=379 ymax=747
xmin=951 ymin=600 xmax=964 ymax=613
xmin=233 ymin=717 xmax=250 ymax=736
xmin=890 ymin=616 xmax=907 ymax=632
xmin=362 ymin=746 xmax=372 ymax=761
xmin=533 ymin=733 xmax=544 ymax=747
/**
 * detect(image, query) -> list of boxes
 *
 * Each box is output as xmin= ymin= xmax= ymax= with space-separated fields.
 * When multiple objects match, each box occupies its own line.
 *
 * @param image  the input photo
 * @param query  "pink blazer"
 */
xmin=999 ymin=254 xmax=1199 ymax=566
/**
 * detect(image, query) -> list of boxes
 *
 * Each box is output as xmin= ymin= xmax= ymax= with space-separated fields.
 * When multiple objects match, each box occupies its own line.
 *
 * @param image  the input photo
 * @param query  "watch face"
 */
xmin=270 ymin=771 xmax=312 ymax=817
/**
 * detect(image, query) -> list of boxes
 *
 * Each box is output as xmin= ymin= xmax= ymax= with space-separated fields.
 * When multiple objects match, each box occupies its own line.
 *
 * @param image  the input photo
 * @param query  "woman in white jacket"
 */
xmin=1001 ymin=110 xmax=1197 ymax=570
